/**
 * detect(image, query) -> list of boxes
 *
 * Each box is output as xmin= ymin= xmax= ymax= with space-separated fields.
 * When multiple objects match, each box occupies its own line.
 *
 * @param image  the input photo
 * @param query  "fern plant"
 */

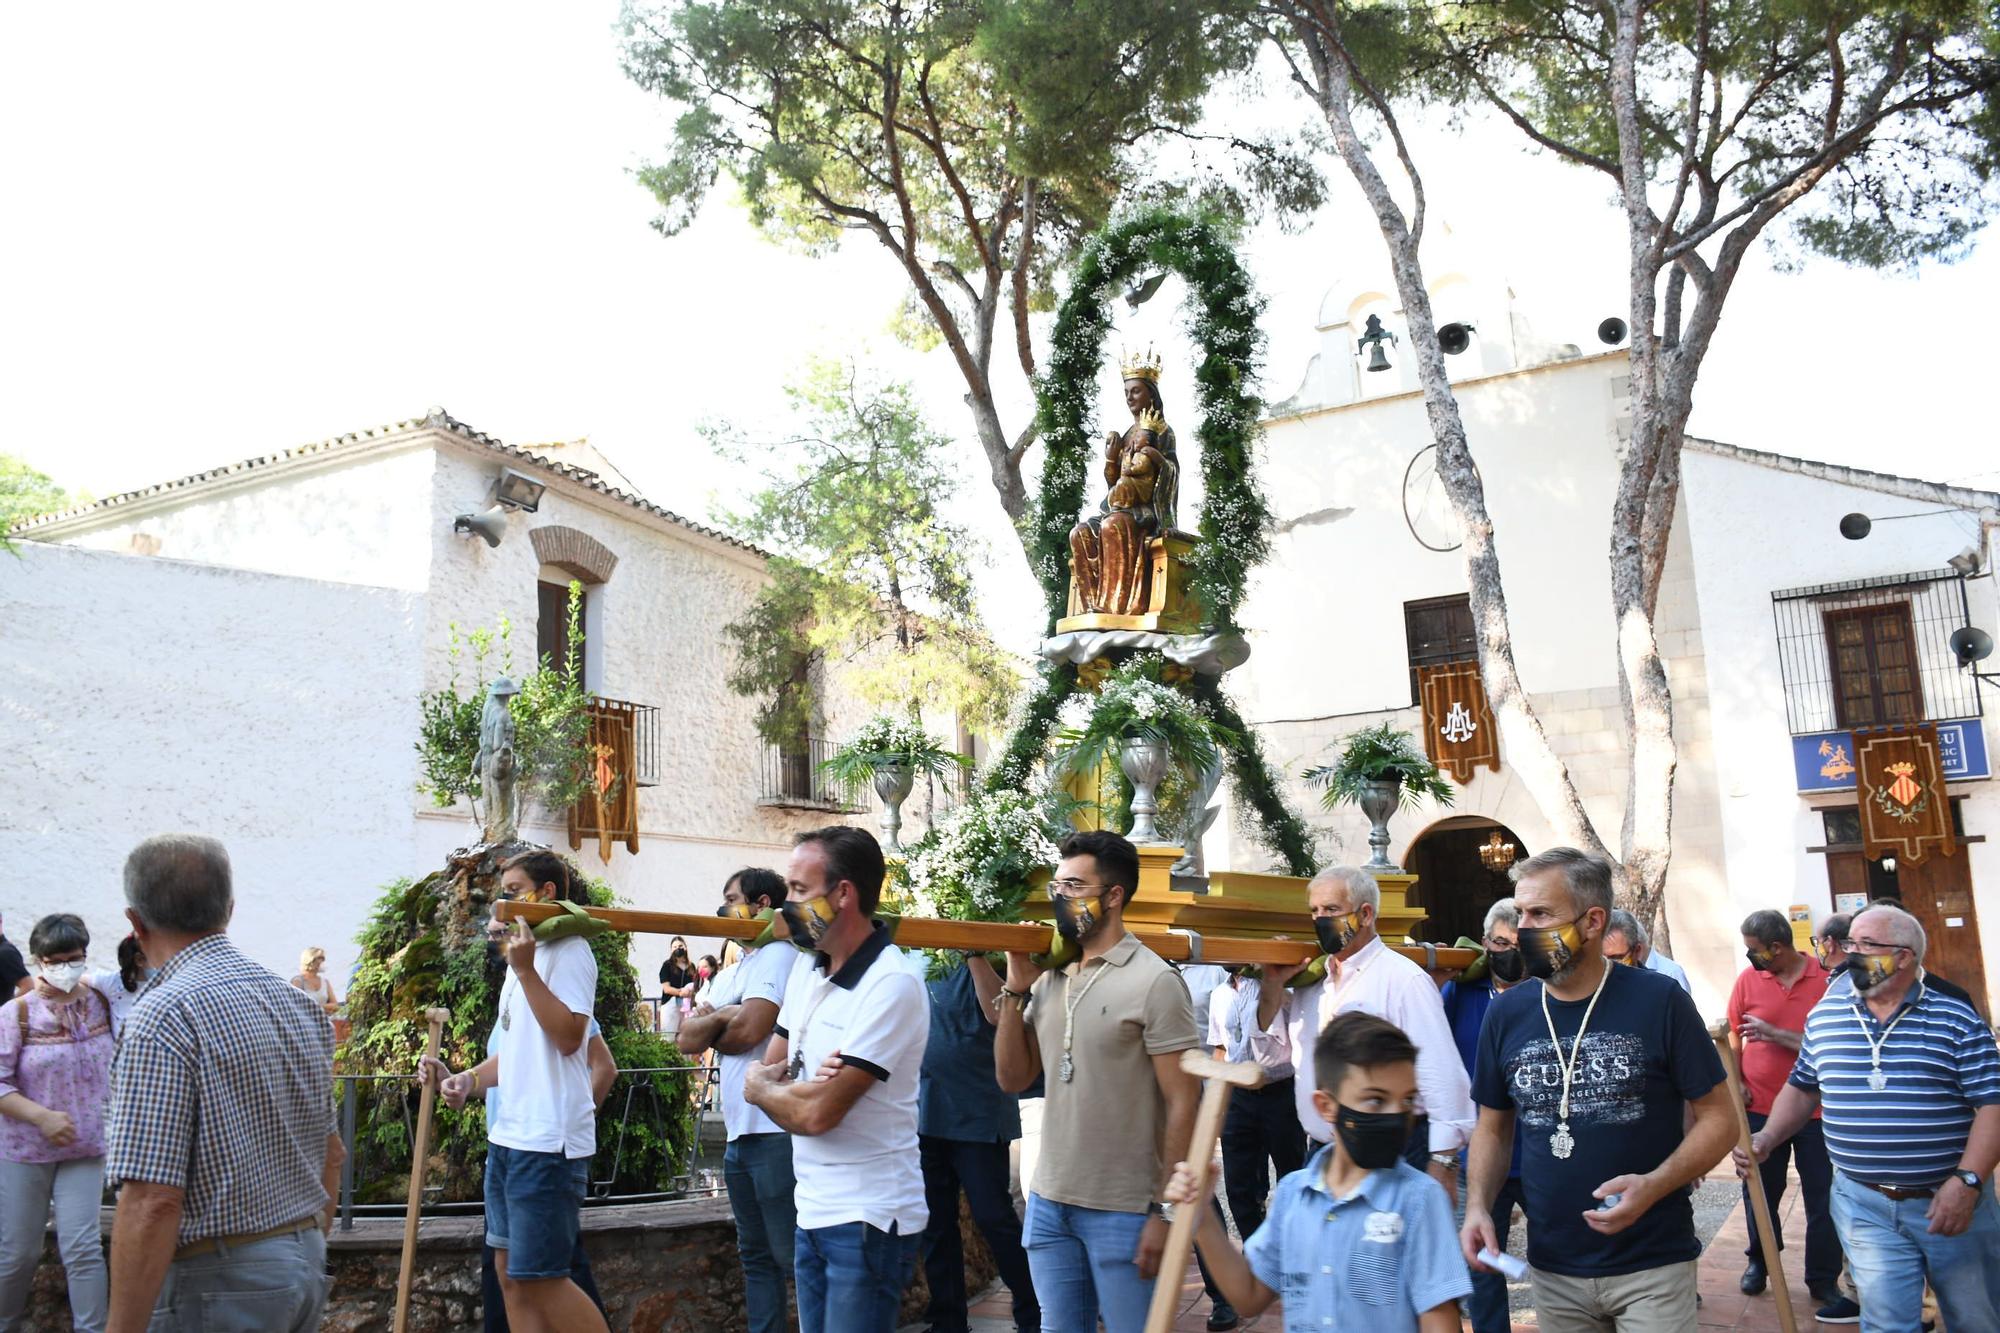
xmin=1304 ymin=722 xmax=1455 ymax=811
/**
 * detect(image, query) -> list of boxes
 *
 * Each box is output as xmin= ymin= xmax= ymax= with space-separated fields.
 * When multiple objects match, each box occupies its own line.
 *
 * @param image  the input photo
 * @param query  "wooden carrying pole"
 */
xmin=394 ymin=1007 xmax=451 ymax=1333
xmin=1144 ymin=1052 xmax=1266 ymax=1333
xmin=1709 ymin=1022 xmax=1798 ymax=1333
xmin=492 ymin=901 xmax=1480 ymax=973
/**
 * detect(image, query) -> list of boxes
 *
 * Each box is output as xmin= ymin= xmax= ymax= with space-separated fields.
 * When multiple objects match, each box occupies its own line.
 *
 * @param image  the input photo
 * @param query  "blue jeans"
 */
xmin=794 ymin=1221 xmax=921 ymax=1333
xmin=145 ymin=1228 xmax=327 ymax=1333
xmin=483 ymin=1143 xmax=589 ymax=1281
xmin=1829 ymin=1170 xmax=2000 ymax=1333
xmin=1466 ymin=1176 xmax=1524 ymax=1333
xmin=726 ymin=1133 xmax=799 ymax=1333
xmin=1022 ymin=1193 xmax=1151 ymax=1333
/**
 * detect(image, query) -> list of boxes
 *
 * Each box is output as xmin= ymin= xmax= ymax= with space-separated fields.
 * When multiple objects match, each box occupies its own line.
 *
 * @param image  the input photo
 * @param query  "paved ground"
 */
xmin=904 ymin=1165 xmax=1844 ymax=1331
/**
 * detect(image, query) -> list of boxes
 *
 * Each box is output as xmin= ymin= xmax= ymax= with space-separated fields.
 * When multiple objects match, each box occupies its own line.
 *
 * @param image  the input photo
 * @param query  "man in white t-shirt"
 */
xmin=419 ymin=850 xmax=606 ymax=1333
xmin=744 ymin=827 xmax=929 ymax=1333
xmin=676 ymin=867 xmax=802 ymax=1333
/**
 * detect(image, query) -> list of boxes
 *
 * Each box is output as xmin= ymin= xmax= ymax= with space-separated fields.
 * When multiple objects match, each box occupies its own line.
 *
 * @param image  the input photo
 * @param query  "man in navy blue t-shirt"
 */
xmin=1461 ymin=848 xmax=1735 ymax=1331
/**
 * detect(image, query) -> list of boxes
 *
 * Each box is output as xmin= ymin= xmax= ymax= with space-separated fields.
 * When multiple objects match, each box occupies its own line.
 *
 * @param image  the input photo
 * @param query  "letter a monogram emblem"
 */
xmin=1440 ymin=701 xmax=1477 ymax=745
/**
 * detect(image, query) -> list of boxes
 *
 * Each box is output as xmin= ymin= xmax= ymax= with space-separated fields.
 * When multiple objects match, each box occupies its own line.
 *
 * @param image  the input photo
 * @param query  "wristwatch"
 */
xmin=1430 ymin=1153 xmax=1460 ymax=1170
xmin=1150 ymin=1201 xmax=1175 ymax=1222
xmin=1955 ymin=1169 xmax=1983 ymax=1191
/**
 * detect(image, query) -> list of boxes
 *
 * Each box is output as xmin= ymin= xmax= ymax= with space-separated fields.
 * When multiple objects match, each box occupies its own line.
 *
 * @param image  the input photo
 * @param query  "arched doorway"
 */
xmin=1404 ymin=816 xmax=1530 ymax=945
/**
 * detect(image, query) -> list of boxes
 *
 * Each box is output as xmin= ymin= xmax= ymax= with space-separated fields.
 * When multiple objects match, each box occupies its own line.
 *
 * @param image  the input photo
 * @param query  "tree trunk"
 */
xmin=1305 ymin=44 xmax=1617 ymax=869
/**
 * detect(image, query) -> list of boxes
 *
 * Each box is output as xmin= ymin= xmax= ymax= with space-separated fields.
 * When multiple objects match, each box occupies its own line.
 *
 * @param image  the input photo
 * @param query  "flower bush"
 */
xmin=899 ymin=785 xmax=1074 ymax=924
xmin=1056 ymin=656 xmax=1231 ymax=784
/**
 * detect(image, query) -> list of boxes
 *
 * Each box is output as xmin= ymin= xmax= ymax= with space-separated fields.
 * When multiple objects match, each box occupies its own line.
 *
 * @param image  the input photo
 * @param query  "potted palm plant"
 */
xmin=1304 ymin=722 xmax=1454 ymax=870
xmin=820 ymin=715 xmax=968 ymax=851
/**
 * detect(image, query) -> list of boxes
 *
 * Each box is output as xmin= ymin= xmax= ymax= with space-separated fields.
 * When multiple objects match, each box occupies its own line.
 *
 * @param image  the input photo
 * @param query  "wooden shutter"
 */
xmin=1824 ymin=603 xmax=1923 ymax=729
xmin=1404 ymin=595 xmax=1477 ymax=706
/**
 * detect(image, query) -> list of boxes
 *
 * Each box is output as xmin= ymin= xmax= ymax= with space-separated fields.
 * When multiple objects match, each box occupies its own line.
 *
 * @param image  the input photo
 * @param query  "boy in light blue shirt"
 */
xmin=1166 ymin=1012 xmax=1470 ymax=1333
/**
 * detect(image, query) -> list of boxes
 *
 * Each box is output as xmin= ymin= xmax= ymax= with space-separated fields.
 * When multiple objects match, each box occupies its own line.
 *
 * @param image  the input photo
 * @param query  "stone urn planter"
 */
xmin=1357 ymin=772 xmax=1404 ymax=871
xmin=1120 ymin=738 xmax=1172 ymax=844
xmin=873 ymin=762 xmax=916 ymax=853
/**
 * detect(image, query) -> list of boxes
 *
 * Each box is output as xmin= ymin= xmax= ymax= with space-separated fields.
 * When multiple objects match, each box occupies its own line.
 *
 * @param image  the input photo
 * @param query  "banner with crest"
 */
xmin=1855 ymin=723 xmax=1957 ymax=865
xmin=1417 ymin=661 xmax=1501 ymax=784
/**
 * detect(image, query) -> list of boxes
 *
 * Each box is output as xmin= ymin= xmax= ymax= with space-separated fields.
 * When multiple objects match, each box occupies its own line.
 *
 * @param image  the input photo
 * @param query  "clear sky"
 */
xmin=5 ymin=3 xmax=1994 ymax=652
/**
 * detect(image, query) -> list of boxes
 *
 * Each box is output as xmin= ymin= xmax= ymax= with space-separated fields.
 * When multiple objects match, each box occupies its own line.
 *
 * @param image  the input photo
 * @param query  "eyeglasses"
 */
xmin=1603 ymin=948 xmax=1631 ymax=962
xmin=1483 ymin=935 xmax=1517 ymax=951
xmin=1843 ymin=938 xmax=1909 ymax=954
xmin=1048 ymin=878 xmax=1105 ymax=899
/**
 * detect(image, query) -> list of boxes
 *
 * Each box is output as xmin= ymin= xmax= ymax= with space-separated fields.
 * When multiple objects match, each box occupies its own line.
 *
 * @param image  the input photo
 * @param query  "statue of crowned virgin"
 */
xmin=1068 ymin=347 xmax=1181 ymax=618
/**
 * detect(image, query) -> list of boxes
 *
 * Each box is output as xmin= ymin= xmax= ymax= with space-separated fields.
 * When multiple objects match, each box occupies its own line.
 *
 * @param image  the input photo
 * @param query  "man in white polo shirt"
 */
xmin=676 ymin=867 xmax=802 ymax=1333
xmin=743 ymin=826 xmax=929 ymax=1333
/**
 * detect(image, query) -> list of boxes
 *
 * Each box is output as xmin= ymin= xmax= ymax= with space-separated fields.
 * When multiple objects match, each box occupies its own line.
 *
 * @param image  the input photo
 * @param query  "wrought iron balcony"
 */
xmin=568 ymin=696 xmax=660 ymax=860
xmin=758 ymin=736 xmax=859 ymax=811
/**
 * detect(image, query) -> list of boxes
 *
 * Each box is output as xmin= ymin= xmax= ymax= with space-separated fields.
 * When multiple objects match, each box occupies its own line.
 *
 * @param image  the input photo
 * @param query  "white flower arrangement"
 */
xmin=900 ymin=787 xmax=1068 ymax=923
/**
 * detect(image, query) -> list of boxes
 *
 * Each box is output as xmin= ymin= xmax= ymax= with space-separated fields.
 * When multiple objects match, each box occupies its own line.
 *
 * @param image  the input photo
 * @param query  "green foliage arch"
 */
xmin=987 ymin=207 xmax=1318 ymax=877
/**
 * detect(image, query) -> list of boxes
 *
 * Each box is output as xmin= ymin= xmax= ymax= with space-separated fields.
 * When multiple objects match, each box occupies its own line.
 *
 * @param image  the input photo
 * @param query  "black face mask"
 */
xmin=1052 ymin=894 xmax=1103 ymax=943
xmin=1314 ymin=911 xmax=1361 ymax=957
xmin=1486 ymin=947 xmax=1525 ymax=984
xmin=1746 ymin=950 xmax=1774 ymax=973
xmin=1517 ymin=919 xmax=1584 ymax=980
xmin=1332 ymin=1104 xmax=1410 ymax=1171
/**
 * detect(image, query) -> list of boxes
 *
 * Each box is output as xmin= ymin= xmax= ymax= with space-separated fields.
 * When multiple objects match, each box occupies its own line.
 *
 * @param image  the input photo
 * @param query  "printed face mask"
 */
xmin=1332 ymin=1104 xmax=1411 ymax=1171
xmin=1051 ymin=892 xmax=1102 ymax=943
xmin=1314 ymin=911 xmax=1361 ymax=957
xmin=1486 ymin=947 xmax=1526 ymax=984
xmin=1517 ymin=919 xmax=1584 ymax=980
xmin=1849 ymin=951 xmax=1899 ymax=992
xmin=717 ymin=903 xmax=758 ymax=921
xmin=39 ymin=961 xmax=86 ymax=993
xmin=780 ymin=894 xmax=839 ymax=949
xmin=1746 ymin=948 xmax=1775 ymax=973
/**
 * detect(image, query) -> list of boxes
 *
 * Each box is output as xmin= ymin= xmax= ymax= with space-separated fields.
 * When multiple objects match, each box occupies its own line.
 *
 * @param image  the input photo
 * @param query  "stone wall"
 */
xmin=27 ymin=1197 xmax=997 ymax=1331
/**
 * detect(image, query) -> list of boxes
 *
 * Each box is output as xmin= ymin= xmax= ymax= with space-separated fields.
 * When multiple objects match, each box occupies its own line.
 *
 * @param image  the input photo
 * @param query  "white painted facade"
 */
xmin=6 ymin=414 xmax=921 ymax=991
xmin=1236 ymin=283 xmax=2000 ymax=1016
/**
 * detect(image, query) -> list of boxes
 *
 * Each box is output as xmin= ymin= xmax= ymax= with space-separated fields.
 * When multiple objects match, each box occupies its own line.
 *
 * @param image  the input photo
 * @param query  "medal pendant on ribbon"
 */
xmin=1868 ymin=1068 xmax=1887 ymax=1091
xmin=1550 ymin=1124 xmax=1574 ymax=1159
xmin=1057 ymin=1054 xmax=1073 ymax=1083
xmin=788 ymin=1055 xmax=805 ymax=1081
xmin=500 ymin=1004 xmax=510 ymax=1031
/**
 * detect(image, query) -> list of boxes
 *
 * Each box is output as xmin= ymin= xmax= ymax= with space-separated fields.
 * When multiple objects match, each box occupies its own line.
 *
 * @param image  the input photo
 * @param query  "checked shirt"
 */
xmin=106 ymin=933 xmax=336 ymax=1245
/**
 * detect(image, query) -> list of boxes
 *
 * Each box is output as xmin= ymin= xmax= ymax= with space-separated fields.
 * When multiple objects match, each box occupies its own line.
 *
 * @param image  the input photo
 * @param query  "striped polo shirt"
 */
xmin=1789 ymin=978 xmax=2000 ymax=1188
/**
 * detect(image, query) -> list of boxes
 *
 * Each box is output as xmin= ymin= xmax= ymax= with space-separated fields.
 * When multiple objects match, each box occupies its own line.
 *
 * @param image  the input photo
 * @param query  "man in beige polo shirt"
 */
xmin=995 ymin=829 xmax=1201 ymax=1333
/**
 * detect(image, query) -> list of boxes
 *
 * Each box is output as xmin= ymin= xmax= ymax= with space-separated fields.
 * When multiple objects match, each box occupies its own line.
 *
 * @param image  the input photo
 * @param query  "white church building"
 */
xmin=1 ymin=410 xmax=909 ymax=990
xmin=1232 ymin=270 xmax=2000 ymax=1017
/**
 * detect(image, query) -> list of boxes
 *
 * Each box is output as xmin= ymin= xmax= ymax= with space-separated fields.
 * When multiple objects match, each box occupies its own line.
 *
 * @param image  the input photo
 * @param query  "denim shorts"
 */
xmin=484 ymin=1142 xmax=590 ymax=1280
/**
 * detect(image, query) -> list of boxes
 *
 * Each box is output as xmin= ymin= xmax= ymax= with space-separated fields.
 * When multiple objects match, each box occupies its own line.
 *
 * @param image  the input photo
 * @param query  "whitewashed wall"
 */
xmin=54 ymin=442 xmax=438 ymax=593
xmin=1681 ymin=447 xmax=2000 ymax=1006
xmin=0 ymin=542 xmax=424 ymax=990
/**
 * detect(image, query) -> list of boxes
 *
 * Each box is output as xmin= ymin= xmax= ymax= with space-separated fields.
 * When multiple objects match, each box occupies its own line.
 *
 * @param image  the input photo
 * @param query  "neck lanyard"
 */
xmin=1057 ymin=960 xmax=1112 ymax=1084
xmin=785 ymin=975 xmax=840 ymax=1081
xmin=1853 ymin=984 xmax=1924 ymax=1091
xmin=1540 ymin=957 xmax=1613 ymax=1160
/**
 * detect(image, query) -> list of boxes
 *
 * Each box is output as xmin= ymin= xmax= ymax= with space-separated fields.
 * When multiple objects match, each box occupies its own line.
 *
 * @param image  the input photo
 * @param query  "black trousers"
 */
xmin=480 ymin=1239 xmax=604 ymax=1332
xmin=1218 ymin=1078 xmax=1307 ymax=1240
xmin=1743 ymin=1112 xmax=1842 ymax=1292
xmin=920 ymin=1135 xmax=1040 ymax=1333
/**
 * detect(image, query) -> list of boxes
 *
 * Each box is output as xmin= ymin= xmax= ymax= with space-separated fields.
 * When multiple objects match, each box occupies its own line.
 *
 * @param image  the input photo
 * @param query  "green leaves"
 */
xmin=1304 ymin=720 xmax=1456 ymax=811
xmin=0 ymin=453 xmax=80 ymax=554
xmin=714 ymin=358 xmax=1018 ymax=741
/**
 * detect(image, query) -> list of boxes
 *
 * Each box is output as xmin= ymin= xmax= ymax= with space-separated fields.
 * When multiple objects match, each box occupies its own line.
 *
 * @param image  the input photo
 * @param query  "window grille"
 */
xmin=1770 ymin=569 xmax=1981 ymax=735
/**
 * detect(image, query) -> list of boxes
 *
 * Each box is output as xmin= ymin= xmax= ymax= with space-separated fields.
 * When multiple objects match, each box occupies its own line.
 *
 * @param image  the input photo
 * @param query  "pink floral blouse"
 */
xmin=0 ymin=987 xmax=116 ymax=1163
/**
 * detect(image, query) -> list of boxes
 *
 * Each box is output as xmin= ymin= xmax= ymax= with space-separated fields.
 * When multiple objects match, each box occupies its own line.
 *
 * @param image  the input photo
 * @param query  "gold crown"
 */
xmin=1120 ymin=345 xmax=1164 ymax=382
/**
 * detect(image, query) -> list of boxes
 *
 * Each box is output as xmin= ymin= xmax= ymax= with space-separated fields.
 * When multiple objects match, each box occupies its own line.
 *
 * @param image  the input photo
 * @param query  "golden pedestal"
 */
xmin=1112 ymin=848 xmax=1430 ymax=947
xmin=1056 ymin=533 xmax=1201 ymax=636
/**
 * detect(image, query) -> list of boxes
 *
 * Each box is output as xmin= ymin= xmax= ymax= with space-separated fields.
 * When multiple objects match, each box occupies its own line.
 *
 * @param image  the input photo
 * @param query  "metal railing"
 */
xmin=756 ymin=736 xmax=856 ymax=808
xmin=588 ymin=695 xmax=661 ymax=787
xmin=332 ymin=1063 xmax=719 ymax=1229
xmin=1770 ymin=568 xmax=1983 ymax=734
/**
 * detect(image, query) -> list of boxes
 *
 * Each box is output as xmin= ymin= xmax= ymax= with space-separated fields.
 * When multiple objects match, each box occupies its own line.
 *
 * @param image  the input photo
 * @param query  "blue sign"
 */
xmin=1793 ymin=720 xmax=1991 ymax=793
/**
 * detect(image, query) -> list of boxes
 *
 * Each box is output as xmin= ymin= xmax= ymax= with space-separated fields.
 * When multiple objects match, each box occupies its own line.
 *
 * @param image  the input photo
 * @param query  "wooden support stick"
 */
xmin=1143 ymin=1051 xmax=1266 ymax=1333
xmin=1709 ymin=1022 xmax=1797 ymax=1333
xmin=491 ymin=901 xmax=1480 ymax=973
xmin=394 ymin=1007 xmax=450 ymax=1333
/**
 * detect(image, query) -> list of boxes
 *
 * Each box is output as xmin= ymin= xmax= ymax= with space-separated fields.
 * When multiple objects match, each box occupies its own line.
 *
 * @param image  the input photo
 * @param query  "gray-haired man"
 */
xmin=104 ymin=835 xmax=341 ymax=1333
xmin=1602 ymin=908 xmax=1690 ymax=993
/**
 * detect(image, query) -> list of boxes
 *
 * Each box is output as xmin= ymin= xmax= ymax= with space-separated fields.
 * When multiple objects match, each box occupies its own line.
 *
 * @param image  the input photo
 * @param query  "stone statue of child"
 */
xmin=474 ymin=677 xmax=522 ymax=844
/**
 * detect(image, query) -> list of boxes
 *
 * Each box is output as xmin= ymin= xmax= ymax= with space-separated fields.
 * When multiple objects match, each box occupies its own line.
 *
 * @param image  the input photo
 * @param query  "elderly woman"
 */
xmin=290 ymin=945 xmax=340 ymax=1015
xmin=0 ymin=913 xmax=114 ymax=1333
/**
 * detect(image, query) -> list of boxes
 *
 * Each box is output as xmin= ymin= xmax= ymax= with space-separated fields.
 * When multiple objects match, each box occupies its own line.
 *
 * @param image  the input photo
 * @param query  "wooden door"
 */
xmin=1826 ymin=850 xmax=1988 ymax=1019
xmin=1898 ymin=853 xmax=1989 ymax=1020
